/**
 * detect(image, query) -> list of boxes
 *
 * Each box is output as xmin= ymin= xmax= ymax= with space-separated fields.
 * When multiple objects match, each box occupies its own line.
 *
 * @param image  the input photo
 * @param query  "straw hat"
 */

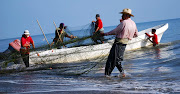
xmin=24 ymin=30 xmax=30 ymax=35
xmin=120 ymin=8 xmax=134 ymax=17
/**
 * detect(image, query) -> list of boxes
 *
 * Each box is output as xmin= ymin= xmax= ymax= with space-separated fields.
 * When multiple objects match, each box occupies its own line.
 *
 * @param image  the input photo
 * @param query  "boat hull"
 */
xmin=30 ymin=23 xmax=168 ymax=64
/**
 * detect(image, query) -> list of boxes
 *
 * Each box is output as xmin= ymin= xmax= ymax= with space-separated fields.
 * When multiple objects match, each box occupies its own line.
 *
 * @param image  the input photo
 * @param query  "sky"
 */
xmin=0 ymin=0 xmax=180 ymax=40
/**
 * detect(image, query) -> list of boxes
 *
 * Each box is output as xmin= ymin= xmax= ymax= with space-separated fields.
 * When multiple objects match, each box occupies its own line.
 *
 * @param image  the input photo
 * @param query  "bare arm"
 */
xmin=95 ymin=27 xmax=99 ymax=32
xmin=145 ymin=33 xmax=153 ymax=37
xmin=65 ymin=34 xmax=75 ymax=39
xmin=31 ymin=42 xmax=35 ymax=49
xmin=133 ymin=28 xmax=138 ymax=37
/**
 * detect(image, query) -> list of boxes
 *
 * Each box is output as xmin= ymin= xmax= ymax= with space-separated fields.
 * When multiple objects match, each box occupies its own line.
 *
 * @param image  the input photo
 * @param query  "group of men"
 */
xmin=91 ymin=8 xmax=157 ymax=77
xmin=18 ymin=8 xmax=158 ymax=77
xmin=20 ymin=22 xmax=75 ymax=67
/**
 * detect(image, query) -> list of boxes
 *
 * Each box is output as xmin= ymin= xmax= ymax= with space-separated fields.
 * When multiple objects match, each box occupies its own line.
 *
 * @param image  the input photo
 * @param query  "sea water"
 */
xmin=0 ymin=18 xmax=180 ymax=93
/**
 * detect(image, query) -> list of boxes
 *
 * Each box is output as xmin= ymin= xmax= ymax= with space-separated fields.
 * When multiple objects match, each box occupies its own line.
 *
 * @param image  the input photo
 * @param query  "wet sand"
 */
xmin=25 ymin=90 xmax=127 ymax=94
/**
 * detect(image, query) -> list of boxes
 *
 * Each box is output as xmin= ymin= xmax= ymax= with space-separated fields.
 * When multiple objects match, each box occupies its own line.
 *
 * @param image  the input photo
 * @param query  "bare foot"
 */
xmin=119 ymin=73 xmax=126 ymax=78
xmin=49 ymin=67 xmax=52 ymax=70
xmin=122 ymin=73 xmax=126 ymax=78
xmin=105 ymin=75 xmax=111 ymax=78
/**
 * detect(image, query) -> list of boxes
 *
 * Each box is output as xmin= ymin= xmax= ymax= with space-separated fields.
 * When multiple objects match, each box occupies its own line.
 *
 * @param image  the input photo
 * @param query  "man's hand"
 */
xmin=70 ymin=35 xmax=77 ymax=39
xmin=74 ymin=36 xmax=77 ymax=38
xmin=145 ymin=33 xmax=150 ymax=38
xmin=92 ymin=21 xmax=95 ymax=23
xmin=64 ymin=26 xmax=67 ymax=29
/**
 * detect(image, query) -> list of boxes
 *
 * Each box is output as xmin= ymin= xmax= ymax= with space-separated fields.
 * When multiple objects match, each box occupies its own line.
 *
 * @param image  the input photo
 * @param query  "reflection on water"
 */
xmin=1 ymin=18 xmax=180 ymax=93
xmin=0 ymin=41 xmax=180 ymax=93
xmin=154 ymin=47 xmax=161 ymax=59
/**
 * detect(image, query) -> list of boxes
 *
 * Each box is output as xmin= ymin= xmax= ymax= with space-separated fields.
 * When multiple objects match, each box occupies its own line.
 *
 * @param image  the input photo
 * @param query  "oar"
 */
xmin=36 ymin=20 xmax=51 ymax=48
xmin=147 ymin=37 xmax=153 ymax=43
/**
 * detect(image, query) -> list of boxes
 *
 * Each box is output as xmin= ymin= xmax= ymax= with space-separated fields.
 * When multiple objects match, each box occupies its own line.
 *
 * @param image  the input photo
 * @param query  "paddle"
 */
xmin=147 ymin=37 xmax=153 ymax=43
xmin=36 ymin=19 xmax=52 ymax=57
xmin=145 ymin=33 xmax=154 ymax=44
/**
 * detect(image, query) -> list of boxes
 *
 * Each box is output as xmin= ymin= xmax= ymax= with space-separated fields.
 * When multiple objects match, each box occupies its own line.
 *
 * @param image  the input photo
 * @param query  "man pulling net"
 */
xmin=51 ymin=23 xmax=76 ymax=49
xmin=92 ymin=14 xmax=105 ymax=44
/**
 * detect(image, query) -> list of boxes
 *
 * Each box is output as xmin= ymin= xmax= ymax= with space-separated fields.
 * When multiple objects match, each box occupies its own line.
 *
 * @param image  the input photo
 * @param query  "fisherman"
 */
xmin=92 ymin=14 xmax=104 ymax=44
xmin=145 ymin=29 xmax=158 ymax=46
xmin=20 ymin=30 xmax=35 ymax=67
xmin=101 ymin=8 xmax=138 ymax=77
xmin=51 ymin=23 xmax=76 ymax=49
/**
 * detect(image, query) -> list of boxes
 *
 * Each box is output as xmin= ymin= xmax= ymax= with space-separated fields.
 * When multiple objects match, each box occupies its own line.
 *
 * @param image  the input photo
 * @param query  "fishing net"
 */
xmin=0 ymin=21 xmax=112 ymax=75
xmin=59 ymin=22 xmax=95 ymax=48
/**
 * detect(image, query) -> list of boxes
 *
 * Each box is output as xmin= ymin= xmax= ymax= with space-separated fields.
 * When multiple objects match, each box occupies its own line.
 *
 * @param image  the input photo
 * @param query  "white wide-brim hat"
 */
xmin=24 ymin=30 xmax=30 ymax=35
xmin=120 ymin=8 xmax=134 ymax=17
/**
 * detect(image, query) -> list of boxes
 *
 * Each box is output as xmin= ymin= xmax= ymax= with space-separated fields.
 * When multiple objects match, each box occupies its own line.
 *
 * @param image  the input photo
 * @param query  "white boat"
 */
xmin=30 ymin=23 xmax=168 ymax=65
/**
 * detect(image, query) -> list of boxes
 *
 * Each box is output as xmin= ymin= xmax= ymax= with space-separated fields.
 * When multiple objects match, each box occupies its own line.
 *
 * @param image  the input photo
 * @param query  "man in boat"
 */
xmin=101 ymin=8 xmax=138 ymax=77
xmin=51 ymin=23 xmax=76 ymax=48
xmin=92 ymin=14 xmax=105 ymax=44
xmin=20 ymin=30 xmax=35 ymax=67
xmin=145 ymin=29 xmax=158 ymax=46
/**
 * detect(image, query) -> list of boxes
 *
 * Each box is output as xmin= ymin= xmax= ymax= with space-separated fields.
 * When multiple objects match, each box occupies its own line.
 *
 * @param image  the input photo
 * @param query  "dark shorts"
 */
xmin=92 ymin=30 xmax=104 ymax=43
xmin=53 ymin=38 xmax=63 ymax=47
xmin=21 ymin=54 xmax=29 ymax=67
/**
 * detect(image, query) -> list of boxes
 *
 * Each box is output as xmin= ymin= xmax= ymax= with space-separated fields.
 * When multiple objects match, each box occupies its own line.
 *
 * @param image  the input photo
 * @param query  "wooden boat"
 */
xmin=30 ymin=23 xmax=168 ymax=65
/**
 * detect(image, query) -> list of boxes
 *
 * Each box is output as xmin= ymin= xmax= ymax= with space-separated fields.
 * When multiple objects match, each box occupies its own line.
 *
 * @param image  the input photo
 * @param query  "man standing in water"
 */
xmin=92 ymin=14 xmax=104 ymax=44
xmin=102 ymin=8 xmax=138 ymax=77
xmin=20 ymin=30 xmax=35 ymax=67
xmin=145 ymin=29 xmax=158 ymax=46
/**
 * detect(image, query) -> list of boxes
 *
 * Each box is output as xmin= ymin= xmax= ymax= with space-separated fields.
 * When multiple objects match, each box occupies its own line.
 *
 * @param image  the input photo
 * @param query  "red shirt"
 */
xmin=145 ymin=33 xmax=158 ymax=45
xmin=21 ymin=36 xmax=34 ymax=47
xmin=21 ymin=36 xmax=34 ymax=54
xmin=96 ymin=19 xmax=103 ymax=30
